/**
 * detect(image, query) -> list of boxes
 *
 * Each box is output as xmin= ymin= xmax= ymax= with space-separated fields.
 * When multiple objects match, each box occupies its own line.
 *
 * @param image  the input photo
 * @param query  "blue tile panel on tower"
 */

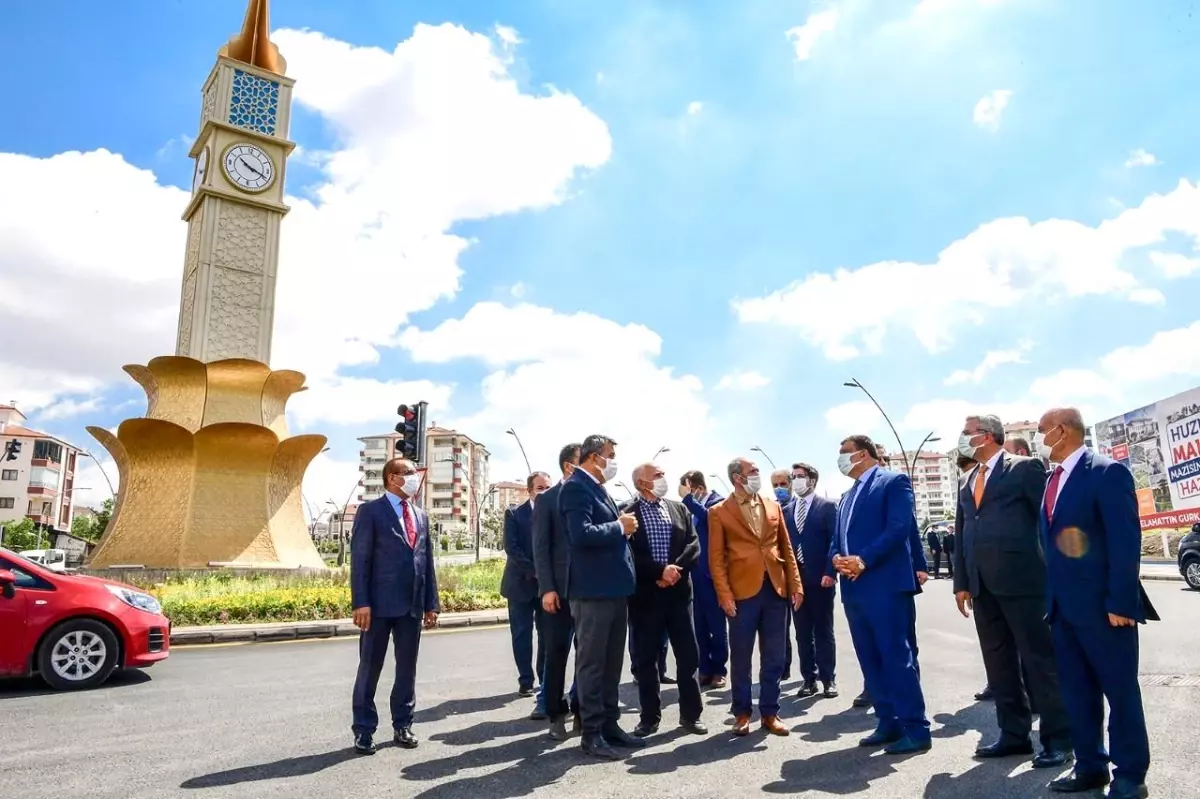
xmin=228 ymin=69 xmax=280 ymax=136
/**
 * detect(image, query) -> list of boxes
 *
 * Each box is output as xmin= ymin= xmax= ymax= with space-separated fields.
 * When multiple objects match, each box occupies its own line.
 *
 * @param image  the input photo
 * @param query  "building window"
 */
xmin=32 ymin=440 xmax=63 ymax=463
xmin=0 ymin=497 xmax=14 ymax=509
xmin=1 ymin=470 xmax=16 ymax=481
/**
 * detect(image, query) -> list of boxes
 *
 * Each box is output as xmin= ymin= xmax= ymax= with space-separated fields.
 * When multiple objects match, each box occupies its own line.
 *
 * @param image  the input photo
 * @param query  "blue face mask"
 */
xmin=773 ymin=487 xmax=791 ymax=503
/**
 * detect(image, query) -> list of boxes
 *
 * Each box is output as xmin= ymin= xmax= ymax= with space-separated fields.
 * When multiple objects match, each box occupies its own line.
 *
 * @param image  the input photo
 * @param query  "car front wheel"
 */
xmin=1183 ymin=557 xmax=1200 ymax=591
xmin=37 ymin=619 xmax=120 ymax=691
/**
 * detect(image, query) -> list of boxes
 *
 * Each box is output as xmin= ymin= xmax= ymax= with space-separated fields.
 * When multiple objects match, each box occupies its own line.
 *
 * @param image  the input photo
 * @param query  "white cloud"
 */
xmin=397 ymin=302 xmax=730 ymax=488
xmin=493 ymin=24 xmax=521 ymax=47
xmin=973 ymin=89 xmax=1013 ymax=130
xmin=0 ymin=23 xmax=612 ymax=421
xmin=1127 ymin=287 xmax=1166 ymax=305
xmin=508 ymin=281 xmax=528 ymax=298
xmin=785 ymin=9 xmax=839 ymax=62
xmin=1125 ymin=148 xmax=1160 ymax=168
xmin=714 ymin=370 xmax=771 ymax=391
xmin=732 ymin=178 xmax=1200 ymax=360
xmin=686 ymin=101 xmax=704 ymax=116
xmin=1149 ymin=251 xmax=1200 ymax=277
xmin=943 ymin=341 xmax=1033 ymax=385
xmin=288 ymin=377 xmax=454 ymax=430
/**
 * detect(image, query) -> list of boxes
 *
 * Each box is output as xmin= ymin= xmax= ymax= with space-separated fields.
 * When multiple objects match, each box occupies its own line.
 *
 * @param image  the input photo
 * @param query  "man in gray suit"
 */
xmin=953 ymin=414 xmax=1072 ymax=770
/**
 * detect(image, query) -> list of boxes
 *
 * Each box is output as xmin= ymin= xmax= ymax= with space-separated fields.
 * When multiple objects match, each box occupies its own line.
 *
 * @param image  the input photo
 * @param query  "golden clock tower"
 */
xmin=177 ymin=0 xmax=295 ymax=362
xmin=85 ymin=0 xmax=328 ymax=571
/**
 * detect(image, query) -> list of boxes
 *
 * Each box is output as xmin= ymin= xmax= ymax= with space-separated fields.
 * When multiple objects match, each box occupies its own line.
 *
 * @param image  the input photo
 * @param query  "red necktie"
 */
xmin=400 ymin=499 xmax=418 ymax=548
xmin=1044 ymin=466 xmax=1065 ymax=521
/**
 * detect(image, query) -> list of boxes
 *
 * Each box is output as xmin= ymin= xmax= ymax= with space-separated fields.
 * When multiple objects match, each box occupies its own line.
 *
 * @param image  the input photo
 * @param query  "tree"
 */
xmin=480 ymin=508 xmax=504 ymax=551
xmin=71 ymin=515 xmax=96 ymax=540
xmin=0 ymin=519 xmax=41 ymax=551
xmin=68 ymin=498 xmax=115 ymax=542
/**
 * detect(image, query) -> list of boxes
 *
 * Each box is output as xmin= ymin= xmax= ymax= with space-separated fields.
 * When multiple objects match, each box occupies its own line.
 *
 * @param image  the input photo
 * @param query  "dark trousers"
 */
xmin=973 ymin=584 xmax=1070 ymax=748
xmin=930 ymin=551 xmax=943 ymax=577
xmin=944 ymin=552 xmax=954 ymax=578
xmin=507 ymin=596 xmax=546 ymax=689
xmin=351 ymin=615 xmax=422 ymax=735
xmin=630 ymin=592 xmax=703 ymax=726
xmin=541 ymin=598 xmax=578 ymax=719
xmin=786 ymin=584 xmax=836 ymax=684
xmin=909 ymin=594 xmax=920 ymax=680
xmin=571 ymin=597 xmax=627 ymax=735
xmin=1051 ymin=618 xmax=1150 ymax=784
xmin=845 ymin=595 xmax=929 ymax=740
xmin=628 ymin=620 xmax=668 ymax=678
xmin=692 ymin=574 xmax=728 ymax=678
xmin=729 ymin=580 xmax=789 ymax=718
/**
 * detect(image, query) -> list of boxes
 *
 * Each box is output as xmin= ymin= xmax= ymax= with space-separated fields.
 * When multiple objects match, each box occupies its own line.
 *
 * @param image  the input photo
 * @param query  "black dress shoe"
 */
xmin=679 ymin=718 xmax=708 ymax=735
xmin=797 ymin=681 xmax=819 ymax=697
xmin=1033 ymin=748 xmax=1074 ymax=769
xmin=529 ymin=705 xmax=549 ymax=721
xmin=394 ymin=727 xmax=419 ymax=749
xmin=859 ymin=727 xmax=903 ymax=747
xmin=1049 ymin=770 xmax=1111 ymax=793
xmin=353 ymin=733 xmax=376 ymax=755
xmin=581 ymin=734 xmax=622 ymax=760
xmin=1106 ymin=778 xmax=1149 ymax=799
xmin=852 ymin=691 xmax=872 ymax=708
xmin=975 ymin=740 xmax=1034 ymax=759
xmin=602 ymin=726 xmax=646 ymax=748
xmin=518 ymin=684 xmax=535 ymax=697
xmin=781 ymin=669 xmax=792 ymax=681
xmin=823 ymin=681 xmax=839 ymax=698
xmin=633 ymin=721 xmax=659 ymax=737
xmin=884 ymin=735 xmax=932 ymax=755
xmin=659 ymin=673 xmax=677 ymax=685
xmin=975 ymin=685 xmax=995 ymax=701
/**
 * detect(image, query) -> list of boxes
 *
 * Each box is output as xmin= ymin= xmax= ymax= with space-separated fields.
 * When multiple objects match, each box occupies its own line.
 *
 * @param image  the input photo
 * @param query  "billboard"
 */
xmin=1094 ymin=385 xmax=1200 ymax=532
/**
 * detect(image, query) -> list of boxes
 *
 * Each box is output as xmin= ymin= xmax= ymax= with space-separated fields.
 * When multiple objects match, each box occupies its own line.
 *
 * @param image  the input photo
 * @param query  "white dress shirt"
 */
xmin=969 ymin=449 xmax=1005 ymax=494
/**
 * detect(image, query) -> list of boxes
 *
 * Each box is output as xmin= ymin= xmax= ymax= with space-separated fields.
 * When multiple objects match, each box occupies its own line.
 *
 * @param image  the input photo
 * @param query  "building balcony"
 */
xmin=30 ymin=458 xmax=61 ymax=470
xmin=26 ymin=485 xmax=59 ymax=496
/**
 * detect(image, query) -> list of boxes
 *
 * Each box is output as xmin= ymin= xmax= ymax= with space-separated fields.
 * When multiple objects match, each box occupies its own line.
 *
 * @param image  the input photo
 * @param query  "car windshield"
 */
xmin=4 ymin=548 xmax=48 ymax=570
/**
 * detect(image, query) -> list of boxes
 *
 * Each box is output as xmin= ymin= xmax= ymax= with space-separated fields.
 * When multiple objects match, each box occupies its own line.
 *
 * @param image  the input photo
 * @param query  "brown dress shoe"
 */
xmin=711 ymin=676 xmax=728 ymax=689
xmin=732 ymin=715 xmax=752 ymax=736
xmin=761 ymin=716 xmax=790 ymax=736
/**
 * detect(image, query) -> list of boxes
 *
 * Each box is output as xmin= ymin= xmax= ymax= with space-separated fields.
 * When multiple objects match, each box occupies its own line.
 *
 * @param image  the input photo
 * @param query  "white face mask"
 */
xmin=745 ymin=474 xmax=762 ymax=494
xmin=652 ymin=477 xmax=669 ymax=499
xmin=600 ymin=456 xmax=619 ymax=482
xmin=401 ymin=473 xmax=422 ymax=497
xmin=837 ymin=452 xmax=856 ymax=476
xmin=957 ymin=433 xmax=979 ymax=458
xmin=792 ymin=477 xmax=814 ymax=496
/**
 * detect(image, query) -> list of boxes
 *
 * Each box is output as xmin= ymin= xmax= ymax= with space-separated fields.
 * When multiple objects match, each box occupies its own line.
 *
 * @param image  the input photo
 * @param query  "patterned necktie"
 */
xmin=973 ymin=464 xmax=988 ymax=509
xmin=839 ymin=481 xmax=862 ymax=556
xmin=1044 ymin=466 xmax=1065 ymax=521
xmin=792 ymin=497 xmax=807 ymax=565
xmin=400 ymin=499 xmax=418 ymax=548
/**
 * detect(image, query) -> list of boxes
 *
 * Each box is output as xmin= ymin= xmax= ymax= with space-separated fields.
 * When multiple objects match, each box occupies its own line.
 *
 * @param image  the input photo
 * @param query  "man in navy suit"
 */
xmin=679 ymin=470 xmax=727 ymax=688
xmin=1035 ymin=408 xmax=1158 ymax=799
xmin=502 ymin=471 xmax=553 ymax=701
xmin=830 ymin=435 xmax=930 ymax=755
xmin=349 ymin=458 xmax=440 ymax=755
xmin=559 ymin=434 xmax=642 ymax=760
xmin=775 ymin=463 xmax=839 ymax=698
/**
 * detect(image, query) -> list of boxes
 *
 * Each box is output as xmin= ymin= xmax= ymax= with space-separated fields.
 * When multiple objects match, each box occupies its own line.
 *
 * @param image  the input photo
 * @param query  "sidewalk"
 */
xmin=170 ymin=608 xmax=508 ymax=646
xmin=1140 ymin=562 xmax=1184 ymax=583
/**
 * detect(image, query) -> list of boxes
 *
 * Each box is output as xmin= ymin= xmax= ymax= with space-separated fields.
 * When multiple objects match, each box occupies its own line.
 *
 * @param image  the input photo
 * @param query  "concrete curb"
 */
xmin=1140 ymin=572 xmax=1184 ymax=583
xmin=169 ymin=611 xmax=509 ymax=647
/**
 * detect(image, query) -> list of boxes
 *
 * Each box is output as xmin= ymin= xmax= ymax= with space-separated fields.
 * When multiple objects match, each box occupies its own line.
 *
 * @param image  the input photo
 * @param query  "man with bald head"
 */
xmin=1035 ymin=408 xmax=1158 ymax=798
xmin=622 ymin=462 xmax=706 ymax=737
xmin=709 ymin=457 xmax=802 ymax=737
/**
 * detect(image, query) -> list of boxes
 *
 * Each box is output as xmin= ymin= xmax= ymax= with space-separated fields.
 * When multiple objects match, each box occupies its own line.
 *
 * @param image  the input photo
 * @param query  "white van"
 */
xmin=18 ymin=548 xmax=68 ymax=572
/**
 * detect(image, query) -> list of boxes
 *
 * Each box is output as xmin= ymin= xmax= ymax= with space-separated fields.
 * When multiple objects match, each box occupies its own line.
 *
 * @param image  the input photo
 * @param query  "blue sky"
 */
xmin=2 ymin=0 xmax=1198 ymax=506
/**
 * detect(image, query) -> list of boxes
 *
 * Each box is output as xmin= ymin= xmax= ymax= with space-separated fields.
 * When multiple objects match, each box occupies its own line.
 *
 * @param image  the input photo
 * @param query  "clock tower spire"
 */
xmin=177 ymin=0 xmax=295 ymax=364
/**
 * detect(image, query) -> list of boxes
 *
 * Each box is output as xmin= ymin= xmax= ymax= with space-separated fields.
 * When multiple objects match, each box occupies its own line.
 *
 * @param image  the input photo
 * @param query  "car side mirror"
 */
xmin=0 ymin=569 xmax=15 ymax=600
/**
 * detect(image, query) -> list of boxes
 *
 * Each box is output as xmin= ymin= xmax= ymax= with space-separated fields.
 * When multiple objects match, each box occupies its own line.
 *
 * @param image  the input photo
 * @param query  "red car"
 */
xmin=0 ymin=547 xmax=170 ymax=690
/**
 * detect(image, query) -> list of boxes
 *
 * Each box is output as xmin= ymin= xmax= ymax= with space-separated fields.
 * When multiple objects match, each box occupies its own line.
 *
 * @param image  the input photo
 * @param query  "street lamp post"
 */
xmin=441 ymin=455 xmax=498 ymax=562
xmin=614 ymin=481 xmax=634 ymax=500
xmin=842 ymin=378 xmax=913 ymax=478
xmin=750 ymin=446 xmax=777 ymax=469
xmin=78 ymin=451 xmax=117 ymax=500
xmin=506 ymin=428 xmax=532 ymax=475
xmin=652 ymin=446 xmax=670 ymax=461
xmin=330 ymin=475 xmax=361 ymax=568
xmin=708 ymin=473 xmax=731 ymax=493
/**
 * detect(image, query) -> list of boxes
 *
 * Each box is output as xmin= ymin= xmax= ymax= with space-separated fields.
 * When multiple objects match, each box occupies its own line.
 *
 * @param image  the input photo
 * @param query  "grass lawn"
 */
xmin=125 ymin=559 xmax=505 ymax=626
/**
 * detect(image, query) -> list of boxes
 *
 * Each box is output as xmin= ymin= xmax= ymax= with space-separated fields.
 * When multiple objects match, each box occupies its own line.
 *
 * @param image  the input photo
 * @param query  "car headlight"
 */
xmin=105 ymin=584 xmax=162 ymax=614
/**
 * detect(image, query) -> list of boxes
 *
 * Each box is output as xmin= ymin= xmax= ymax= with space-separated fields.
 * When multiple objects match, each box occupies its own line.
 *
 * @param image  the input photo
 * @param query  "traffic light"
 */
xmin=3 ymin=439 xmax=20 ymax=461
xmin=395 ymin=401 xmax=428 ymax=466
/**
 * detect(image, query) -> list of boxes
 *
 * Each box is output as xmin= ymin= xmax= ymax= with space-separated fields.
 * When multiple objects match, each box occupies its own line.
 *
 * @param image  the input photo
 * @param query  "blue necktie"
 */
xmin=839 ymin=480 xmax=862 ymax=556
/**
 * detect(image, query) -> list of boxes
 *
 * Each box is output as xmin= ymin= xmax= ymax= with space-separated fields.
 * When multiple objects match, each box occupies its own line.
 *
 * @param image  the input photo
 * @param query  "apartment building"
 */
xmin=880 ymin=447 xmax=957 ymax=522
xmin=0 ymin=403 xmax=86 ymax=532
xmin=490 ymin=480 xmax=529 ymax=511
xmin=356 ymin=424 xmax=490 ymax=540
xmin=1004 ymin=420 xmax=1094 ymax=451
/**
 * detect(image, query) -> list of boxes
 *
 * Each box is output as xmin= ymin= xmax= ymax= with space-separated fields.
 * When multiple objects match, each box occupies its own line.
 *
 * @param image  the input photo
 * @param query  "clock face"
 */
xmin=222 ymin=143 xmax=275 ymax=192
xmin=192 ymin=148 xmax=209 ymax=193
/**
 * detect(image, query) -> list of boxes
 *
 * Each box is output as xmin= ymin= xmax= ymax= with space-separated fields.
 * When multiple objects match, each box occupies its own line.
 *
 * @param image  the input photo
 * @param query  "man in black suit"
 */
xmin=560 ymin=434 xmax=643 ymax=759
xmin=623 ymin=461 xmax=707 ymax=738
xmin=349 ymin=458 xmax=439 ymax=755
xmin=532 ymin=443 xmax=581 ymax=740
xmin=952 ymin=414 xmax=1072 ymax=770
xmin=926 ymin=527 xmax=943 ymax=578
xmin=501 ymin=471 xmax=553 ymax=700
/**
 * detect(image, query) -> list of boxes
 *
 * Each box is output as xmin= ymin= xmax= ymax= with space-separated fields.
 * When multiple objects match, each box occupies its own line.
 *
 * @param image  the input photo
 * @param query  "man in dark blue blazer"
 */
xmin=776 ymin=462 xmax=839 ymax=698
xmin=559 ymin=434 xmax=641 ymax=760
xmin=349 ymin=458 xmax=440 ymax=755
xmin=679 ymin=470 xmax=727 ymax=688
xmin=1035 ymin=408 xmax=1159 ymax=799
xmin=502 ymin=471 xmax=553 ymax=701
xmin=829 ymin=435 xmax=930 ymax=755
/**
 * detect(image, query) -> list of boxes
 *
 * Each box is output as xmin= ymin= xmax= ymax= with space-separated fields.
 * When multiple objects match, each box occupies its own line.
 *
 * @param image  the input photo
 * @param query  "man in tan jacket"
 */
xmin=709 ymin=457 xmax=803 ymax=736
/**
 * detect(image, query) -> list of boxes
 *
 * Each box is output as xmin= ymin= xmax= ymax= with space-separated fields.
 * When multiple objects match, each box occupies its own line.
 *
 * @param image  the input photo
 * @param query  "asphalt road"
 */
xmin=2 ymin=580 xmax=1197 ymax=799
